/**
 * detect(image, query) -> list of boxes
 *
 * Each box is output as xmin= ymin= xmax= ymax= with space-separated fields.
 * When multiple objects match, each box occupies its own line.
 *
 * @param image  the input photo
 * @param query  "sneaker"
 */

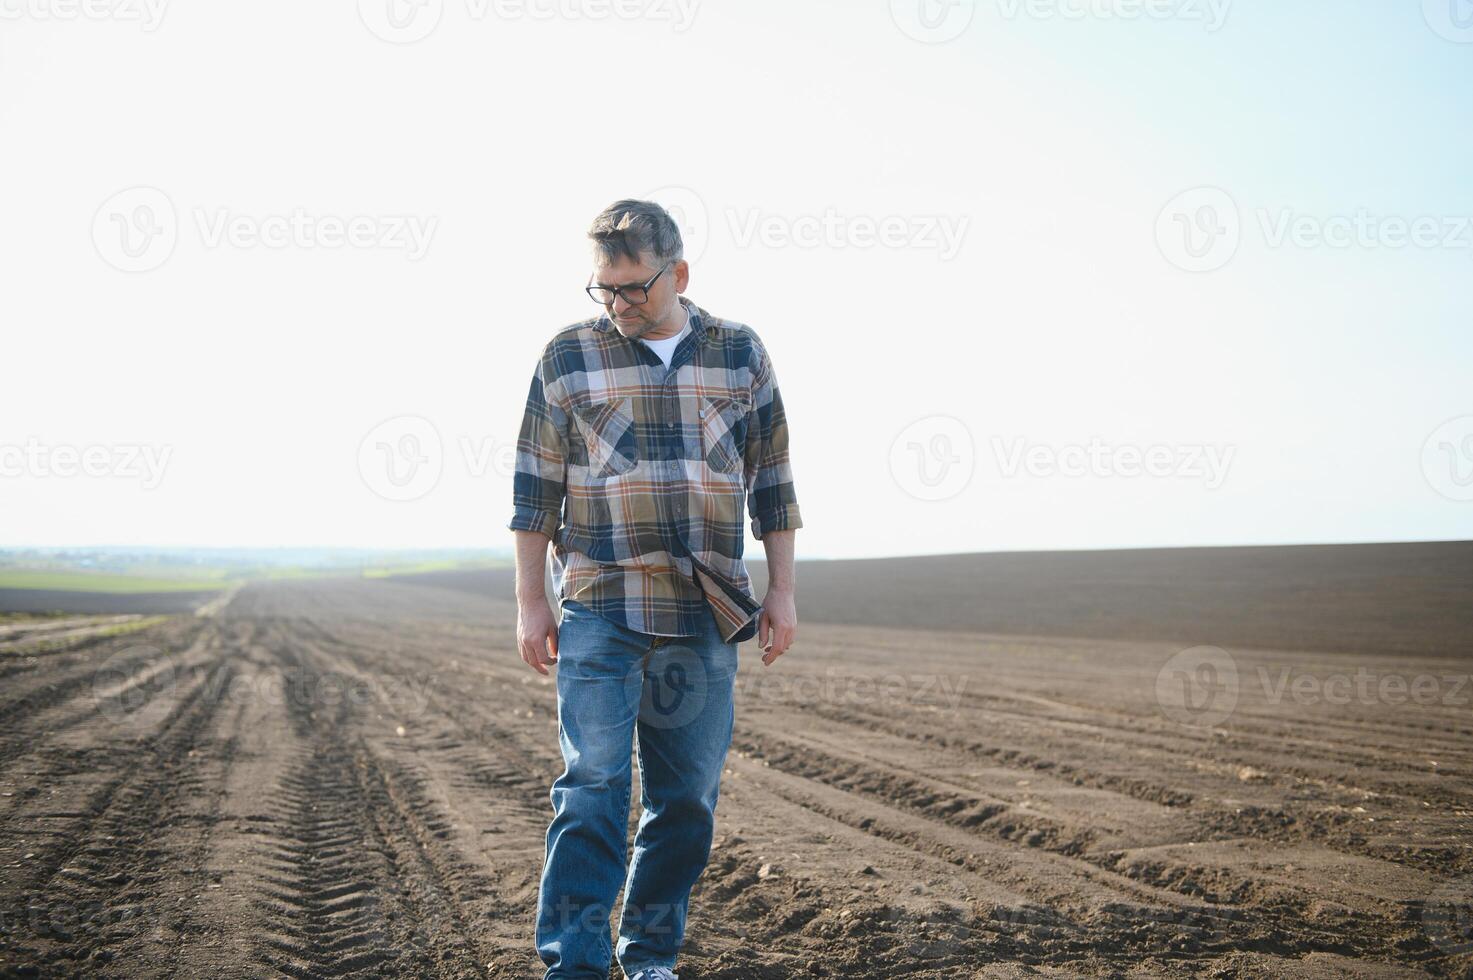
xmin=628 ymin=969 xmax=678 ymax=980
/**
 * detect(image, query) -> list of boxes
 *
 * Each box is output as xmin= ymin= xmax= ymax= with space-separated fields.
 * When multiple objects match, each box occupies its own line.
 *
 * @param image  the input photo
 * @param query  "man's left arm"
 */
xmin=745 ymin=343 xmax=803 ymax=665
xmin=757 ymin=529 xmax=796 ymax=665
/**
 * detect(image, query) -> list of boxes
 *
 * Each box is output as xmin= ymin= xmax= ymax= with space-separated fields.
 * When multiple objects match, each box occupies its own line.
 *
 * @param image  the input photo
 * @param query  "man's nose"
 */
xmin=612 ymin=295 xmax=633 ymax=316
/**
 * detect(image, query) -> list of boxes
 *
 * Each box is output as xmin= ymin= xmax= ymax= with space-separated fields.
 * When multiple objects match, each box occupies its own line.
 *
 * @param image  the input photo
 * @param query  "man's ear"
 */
xmin=672 ymin=259 xmax=691 ymax=293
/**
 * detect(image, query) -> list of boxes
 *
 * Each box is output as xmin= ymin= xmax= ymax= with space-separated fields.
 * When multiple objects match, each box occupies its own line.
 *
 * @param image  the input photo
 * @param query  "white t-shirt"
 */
xmin=637 ymin=312 xmax=691 ymax=369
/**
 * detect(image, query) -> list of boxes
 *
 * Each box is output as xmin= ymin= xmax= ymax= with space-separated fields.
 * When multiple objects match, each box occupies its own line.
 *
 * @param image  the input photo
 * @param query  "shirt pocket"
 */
xmin=572 ymin=396 xmax=638 ymax=477
xmin=698 ymin=394 xmax=751 ymax=475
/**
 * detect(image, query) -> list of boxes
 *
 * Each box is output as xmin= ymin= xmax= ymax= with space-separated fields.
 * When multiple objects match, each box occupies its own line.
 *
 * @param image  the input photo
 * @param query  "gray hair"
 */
xmin=587 ymin=199 xmax=684 ymax=269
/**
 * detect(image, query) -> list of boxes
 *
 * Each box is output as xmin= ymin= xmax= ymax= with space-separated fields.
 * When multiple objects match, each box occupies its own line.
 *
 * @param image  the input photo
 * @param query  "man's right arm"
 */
xmin=507 ymin=354 xmax=567 ymax=674
xmin=512 ymin=529 xmax=558 ymax=675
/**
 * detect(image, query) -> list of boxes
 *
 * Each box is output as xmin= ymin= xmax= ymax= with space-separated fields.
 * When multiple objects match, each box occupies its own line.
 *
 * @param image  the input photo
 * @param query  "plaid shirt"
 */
xmin=507 ymin=294 xmax=803 ymax=643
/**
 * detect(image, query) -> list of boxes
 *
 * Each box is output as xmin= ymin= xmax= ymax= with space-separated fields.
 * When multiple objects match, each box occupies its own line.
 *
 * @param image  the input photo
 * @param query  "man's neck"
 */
xmin=639 ymin=302 xmax=690 ymax=342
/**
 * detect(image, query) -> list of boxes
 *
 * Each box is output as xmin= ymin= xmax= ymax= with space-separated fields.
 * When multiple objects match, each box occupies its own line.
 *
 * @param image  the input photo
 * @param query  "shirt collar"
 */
xmin=594 ymin=294 xmax=707 ymax=346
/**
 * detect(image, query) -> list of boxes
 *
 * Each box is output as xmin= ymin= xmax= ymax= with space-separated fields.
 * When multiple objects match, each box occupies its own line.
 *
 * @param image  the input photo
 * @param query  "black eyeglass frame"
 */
xmin=585 ymin=263 xmax=671 ymax=307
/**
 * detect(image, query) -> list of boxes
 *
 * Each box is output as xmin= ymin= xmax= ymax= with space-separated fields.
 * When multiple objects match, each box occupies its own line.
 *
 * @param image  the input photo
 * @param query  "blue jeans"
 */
xmin=536 ymin=598 xmax=739 ymax=980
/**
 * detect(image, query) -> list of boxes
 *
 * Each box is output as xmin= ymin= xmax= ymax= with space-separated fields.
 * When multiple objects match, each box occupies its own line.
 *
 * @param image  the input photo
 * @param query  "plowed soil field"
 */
xmin=1 ymin=560 xmax=1469 ymax=978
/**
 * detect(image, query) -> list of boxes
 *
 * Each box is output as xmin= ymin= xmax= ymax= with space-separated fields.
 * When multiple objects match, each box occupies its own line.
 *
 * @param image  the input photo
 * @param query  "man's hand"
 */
xmin=517 ymin=597 xmax=560 ymax=676
xmin=757 ymin=586 xmax=797 ymax=666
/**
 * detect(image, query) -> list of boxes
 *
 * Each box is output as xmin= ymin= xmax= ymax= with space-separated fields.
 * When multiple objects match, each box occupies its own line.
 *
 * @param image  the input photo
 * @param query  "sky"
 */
xmin=2 ymin=0 xmax=1471 ymax=559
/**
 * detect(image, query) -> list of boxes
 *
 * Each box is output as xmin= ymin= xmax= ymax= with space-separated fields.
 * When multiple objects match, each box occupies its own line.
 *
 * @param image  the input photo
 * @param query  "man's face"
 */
xmin=591 ymin=253 xmax=688 ymax=339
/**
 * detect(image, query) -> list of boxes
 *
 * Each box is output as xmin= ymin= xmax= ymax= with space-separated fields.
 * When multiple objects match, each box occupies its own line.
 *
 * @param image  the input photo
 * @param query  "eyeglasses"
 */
xmin=585 ymin=263 xmax=670 ymax=306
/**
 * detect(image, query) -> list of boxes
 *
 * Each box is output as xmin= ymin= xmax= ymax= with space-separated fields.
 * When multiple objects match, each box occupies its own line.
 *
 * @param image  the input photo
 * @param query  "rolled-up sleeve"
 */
xmin=507 ymin=353 xmax=568 ymax=539
xmin=744 ymin=344 xmax=803 ymax=541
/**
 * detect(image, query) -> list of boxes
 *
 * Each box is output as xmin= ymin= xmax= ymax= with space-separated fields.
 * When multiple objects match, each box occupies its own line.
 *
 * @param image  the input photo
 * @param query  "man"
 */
xmin=508 ymin=199 xmax=803 ymax=980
